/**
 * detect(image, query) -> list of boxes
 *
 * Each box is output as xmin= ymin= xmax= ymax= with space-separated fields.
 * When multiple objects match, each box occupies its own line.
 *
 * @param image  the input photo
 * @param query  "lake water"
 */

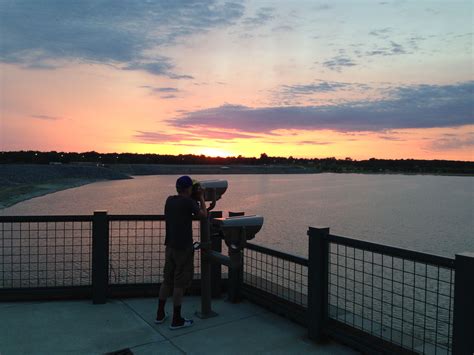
xmin=1 ymin=173 xmax=473 ymax=258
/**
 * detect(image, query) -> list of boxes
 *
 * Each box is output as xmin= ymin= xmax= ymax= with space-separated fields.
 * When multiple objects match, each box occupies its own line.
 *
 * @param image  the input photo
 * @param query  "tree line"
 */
xmin=0 ymin=151 xmax=473 ymax=175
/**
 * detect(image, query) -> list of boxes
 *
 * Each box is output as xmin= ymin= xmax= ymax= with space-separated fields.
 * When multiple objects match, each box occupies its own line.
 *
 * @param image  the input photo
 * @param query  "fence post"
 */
xmin=452 ymin=252 xmax=474 ymax=355
xmin=92 ymin=211 xmax=109 ymax=304
xmin=307 ymin=226 xmax=330 ymax=342
xmin=210 ymin=211 xmax=223 ymax=298
xmin=228 ymin=211 xmax=245 ymax=303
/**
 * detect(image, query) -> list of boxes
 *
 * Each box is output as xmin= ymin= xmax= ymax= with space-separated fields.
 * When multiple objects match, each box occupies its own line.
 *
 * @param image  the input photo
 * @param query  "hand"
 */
xmin=194 ymin=186 xmax=204 ymax=201
xmin=197 ymin=187 xmax=204 ymax=200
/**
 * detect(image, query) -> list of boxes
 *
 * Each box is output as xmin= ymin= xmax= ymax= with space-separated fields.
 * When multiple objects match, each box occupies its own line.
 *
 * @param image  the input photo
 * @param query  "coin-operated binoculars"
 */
xmin=195 ymin=180 xmax=264 ymax=319
xmin=198 ymin=180 xmax=228 ymax=201
xmin=212 ymin=215 xmax=264 ymax=267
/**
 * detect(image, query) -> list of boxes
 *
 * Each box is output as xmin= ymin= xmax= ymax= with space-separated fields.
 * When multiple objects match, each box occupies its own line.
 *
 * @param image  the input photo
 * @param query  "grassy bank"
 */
xmin=109 ymin=163 xmax=320 ymax=175
xmin=0 ymin=163 xmax=320 ymax=209
xmin=0 ymin=165 xmax=131 ymax=209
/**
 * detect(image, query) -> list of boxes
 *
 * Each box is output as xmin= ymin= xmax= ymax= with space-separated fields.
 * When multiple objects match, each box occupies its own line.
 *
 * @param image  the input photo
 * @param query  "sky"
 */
xmin=0 ymin=0 xmax=473 ymax=160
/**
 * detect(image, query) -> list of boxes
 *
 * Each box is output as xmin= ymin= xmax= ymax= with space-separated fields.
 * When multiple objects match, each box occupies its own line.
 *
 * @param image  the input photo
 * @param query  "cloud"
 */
xmin=429 ymin=133 xmax=474 ymax=151
xmin=185 ymin=129 xmax=260 ymax=140
xmin=242 ymin=7 xmax=274 ymax=26
xmin=140 ymin=86 xmax=179 ymax=93
xmin=31 ymin=114 xmax=62 ymax=121
xmin=366 ymin=41 xmax=407 ymax=56
xmin=0 ymin=0 xmax=244 ymax=77
xmin=134 ymin=128 xmax=261 ymax=144
xmin=296 ymin=140 xmax=332 ymax=145
xmin=261 ymin=139 xmax=332 ymax=145
xmin=281 ymin=81 xmax=350 ymax=94
xmin=272 ymin=80 xmax=371 ymax=105
xmin=368 ymin=28 xmax=392 ymax=38
xmin=313 ymin=4 xmax=332 ymax=11
xmin=168 ymin=81 xmax=474 ymax=133
xmin=123 ymin=60 xmax=176 ymax=77
xmin=272 ymin=25 xmax=293 ymax=32
xmin=377 ymin=135 xmax=406 ymax=141
xmin=322 ymin=55 xmax=357 ymax=71
xmin=280 ymin=80 xmax=368 ymax=96
xmin=134 ymin=131 xmax=200 ymax=144
xmin=161 ymin=95 xmax=178 ymax=99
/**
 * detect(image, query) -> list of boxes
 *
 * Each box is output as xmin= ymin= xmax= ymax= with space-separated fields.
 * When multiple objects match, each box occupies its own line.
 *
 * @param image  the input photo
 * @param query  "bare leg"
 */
xmin=172 ymin=287 xmax=184 ymax=307
xmin=172 ymin=288 xmax=185 ymax=324
xmin=156 ymin=283 xmax=172 ymax=320
xmin=159 ymin=283 xmax=172 ymax=300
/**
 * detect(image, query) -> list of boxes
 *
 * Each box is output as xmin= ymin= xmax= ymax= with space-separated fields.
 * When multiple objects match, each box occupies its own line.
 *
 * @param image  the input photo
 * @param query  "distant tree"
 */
xmin=259 ymin=153 xmax=270 ymax=164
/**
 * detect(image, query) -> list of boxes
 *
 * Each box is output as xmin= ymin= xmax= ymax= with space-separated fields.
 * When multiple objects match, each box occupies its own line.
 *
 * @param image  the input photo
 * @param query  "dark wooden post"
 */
xmin=210 ymin=211 xmax=223 ymax=298
xmin=196 ymin=214 xmax=216 ymax=318
xmin=452 ymin=252 xmax=474 ymax=355
xmin=228 ymin=211 xmax=245 ymax=303
xmin=92 ymin=211 xmax=109 ymax=304
xmin=307 ymin=226 xmax=330 ymax=341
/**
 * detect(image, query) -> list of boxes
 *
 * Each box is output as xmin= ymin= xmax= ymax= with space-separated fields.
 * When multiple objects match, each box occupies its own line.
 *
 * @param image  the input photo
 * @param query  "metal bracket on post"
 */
xmin=452 ymin=252 xmax=474 ymax=355
xmin=210 ymin=211 xmax=223 ymax=298
xmin=196 ymin=191 xmax=218 ymax=319
xmin=307 ymin=226 xmax=330 ymax=342
xmin=227 ymin=211 xmax=245 ymax=303
xmin=92 ymin=211 xmax=109 ymax=304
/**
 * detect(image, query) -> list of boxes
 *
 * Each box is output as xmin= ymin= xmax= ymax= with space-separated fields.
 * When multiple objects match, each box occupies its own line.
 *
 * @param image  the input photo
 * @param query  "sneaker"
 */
xmin=169 ymin=318 xmax=194 ymax=330
xmin=155 ymin=312 xmax=168 ymax=324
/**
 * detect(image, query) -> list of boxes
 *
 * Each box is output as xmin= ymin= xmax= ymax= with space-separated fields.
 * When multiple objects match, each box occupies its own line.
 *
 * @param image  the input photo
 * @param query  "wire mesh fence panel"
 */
xmin=108 ymin=219 xmax=201 ymax=284
xmin=327 ymin=241 xmax=454 ymax=355
xmin=243 ymin=247 xmax=308 ymax=307
xmin=0 ymin=220 xmax=92 ymax=288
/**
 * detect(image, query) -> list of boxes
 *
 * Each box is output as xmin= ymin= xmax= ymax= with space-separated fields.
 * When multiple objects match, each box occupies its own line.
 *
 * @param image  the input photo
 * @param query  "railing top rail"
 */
xmin=0 ymin=215 xmax=93 ymax=222
xmin=327 ymin=233 xmax=455 ymax=268
xmin=108 ymin=214 xmax=166 ymax=221
xmin=246 ymin=242 xmax=309 ymax=266
xmin=109 ymin=214 xmax=203 ymax=221
xmin=0 ymin=214 xmax=199 ymax=222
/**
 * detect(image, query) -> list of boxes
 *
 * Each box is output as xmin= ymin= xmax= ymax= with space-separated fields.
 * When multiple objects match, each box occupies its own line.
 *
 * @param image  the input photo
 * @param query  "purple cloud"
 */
xmin=168 ymin=82 xmax=474 ymax=133
xmin=429 ymin=133 xmax=474 ymax=151
xmin=134 ymin=128 xmax=261 ymax=144
xmin=322 ymin=55 xmax=357 ymax=71
xmin=31 ymin=114 xmax=62 ymax=121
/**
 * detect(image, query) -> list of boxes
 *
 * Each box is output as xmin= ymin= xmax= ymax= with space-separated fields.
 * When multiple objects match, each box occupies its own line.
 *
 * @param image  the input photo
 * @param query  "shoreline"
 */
xmin=0 ymin=178 xmax=109 ymax=209
xmin=1 ymin=164 xmax=473 ymax=210
xmin=0 ymin=164 xmax=131 ymax=210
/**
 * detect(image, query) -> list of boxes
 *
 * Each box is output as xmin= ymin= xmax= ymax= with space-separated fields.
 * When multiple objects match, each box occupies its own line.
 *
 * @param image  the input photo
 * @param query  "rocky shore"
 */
xmin=0 ymin=164 xmax=131 ymax=209
xmin=0 ymin=163 xmax=319 ymax=208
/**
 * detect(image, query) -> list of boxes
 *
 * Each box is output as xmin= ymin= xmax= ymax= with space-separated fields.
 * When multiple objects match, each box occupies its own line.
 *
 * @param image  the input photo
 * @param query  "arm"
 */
xmin=190 ymin=193 xmax=207 ymax=219
xmin=196 ymin=196 xmax=207 ymax=219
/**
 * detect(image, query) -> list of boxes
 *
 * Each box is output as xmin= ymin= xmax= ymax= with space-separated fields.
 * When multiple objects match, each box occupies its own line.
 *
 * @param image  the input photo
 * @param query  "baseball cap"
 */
xmin=176 ymin=175 xmax=193 ymax=189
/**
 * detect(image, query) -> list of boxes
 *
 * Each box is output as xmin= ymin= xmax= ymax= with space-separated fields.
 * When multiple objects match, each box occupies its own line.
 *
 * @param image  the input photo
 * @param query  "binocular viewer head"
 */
xmin=193 ymin=179 xmax=228 ymax=201
xmin=213 ymin=215 xmax=264 ymax=251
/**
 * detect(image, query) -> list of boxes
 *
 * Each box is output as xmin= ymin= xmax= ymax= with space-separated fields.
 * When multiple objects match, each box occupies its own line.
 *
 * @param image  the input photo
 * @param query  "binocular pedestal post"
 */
xmin=196 ymin=215 xmax=218 ymax=319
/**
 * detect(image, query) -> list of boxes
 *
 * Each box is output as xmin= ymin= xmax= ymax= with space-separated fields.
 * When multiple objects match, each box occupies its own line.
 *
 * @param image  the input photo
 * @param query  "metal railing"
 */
xmin=239 ymin=227 xmax=472 ymax=355
xmin=0 ymin=216 xmax=93 ymax=290
xmin=0 ymin=213 xmax=202 ymax=301
xmin=323 ymin=233 xmax=456 ymax=354
xmin=316 ymin=228 xmax=471 ymax=355
xmin=241 ymin=243 xmax=308 ymax=324
xmin=107 ymin=215 xmax=201 ymax=285
xmin=1 ymin=213 xmax=472 ymax=354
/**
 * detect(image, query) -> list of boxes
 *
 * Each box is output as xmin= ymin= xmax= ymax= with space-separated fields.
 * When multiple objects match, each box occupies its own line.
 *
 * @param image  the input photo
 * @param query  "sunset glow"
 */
xmin=0 ymin=1 xmax=473 ymax=160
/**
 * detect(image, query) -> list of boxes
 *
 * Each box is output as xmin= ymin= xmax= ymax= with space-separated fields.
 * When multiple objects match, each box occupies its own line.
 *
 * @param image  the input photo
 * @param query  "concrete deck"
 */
xmin=0 ymin=297 xmax=358 ymax=355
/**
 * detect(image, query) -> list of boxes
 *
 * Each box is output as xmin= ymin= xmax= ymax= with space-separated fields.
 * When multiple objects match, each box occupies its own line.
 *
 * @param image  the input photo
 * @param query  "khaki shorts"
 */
xmin=162 ymin=246 xmax=194 ymax=289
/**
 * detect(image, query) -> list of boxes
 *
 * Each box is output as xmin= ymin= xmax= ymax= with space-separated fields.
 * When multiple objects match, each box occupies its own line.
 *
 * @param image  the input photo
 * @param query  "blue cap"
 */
xmin=176 ymin=175 xmax=193 ymax=189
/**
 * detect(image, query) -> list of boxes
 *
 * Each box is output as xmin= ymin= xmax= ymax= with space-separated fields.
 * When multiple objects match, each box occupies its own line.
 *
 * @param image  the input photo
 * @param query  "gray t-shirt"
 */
xmin=164 ymin=195 xmax=200 ymax=249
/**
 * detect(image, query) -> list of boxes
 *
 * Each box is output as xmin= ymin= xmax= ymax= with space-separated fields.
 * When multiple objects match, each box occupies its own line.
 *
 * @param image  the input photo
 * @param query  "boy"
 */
xmin=156 ymin=176 xmax=207 ymax=329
